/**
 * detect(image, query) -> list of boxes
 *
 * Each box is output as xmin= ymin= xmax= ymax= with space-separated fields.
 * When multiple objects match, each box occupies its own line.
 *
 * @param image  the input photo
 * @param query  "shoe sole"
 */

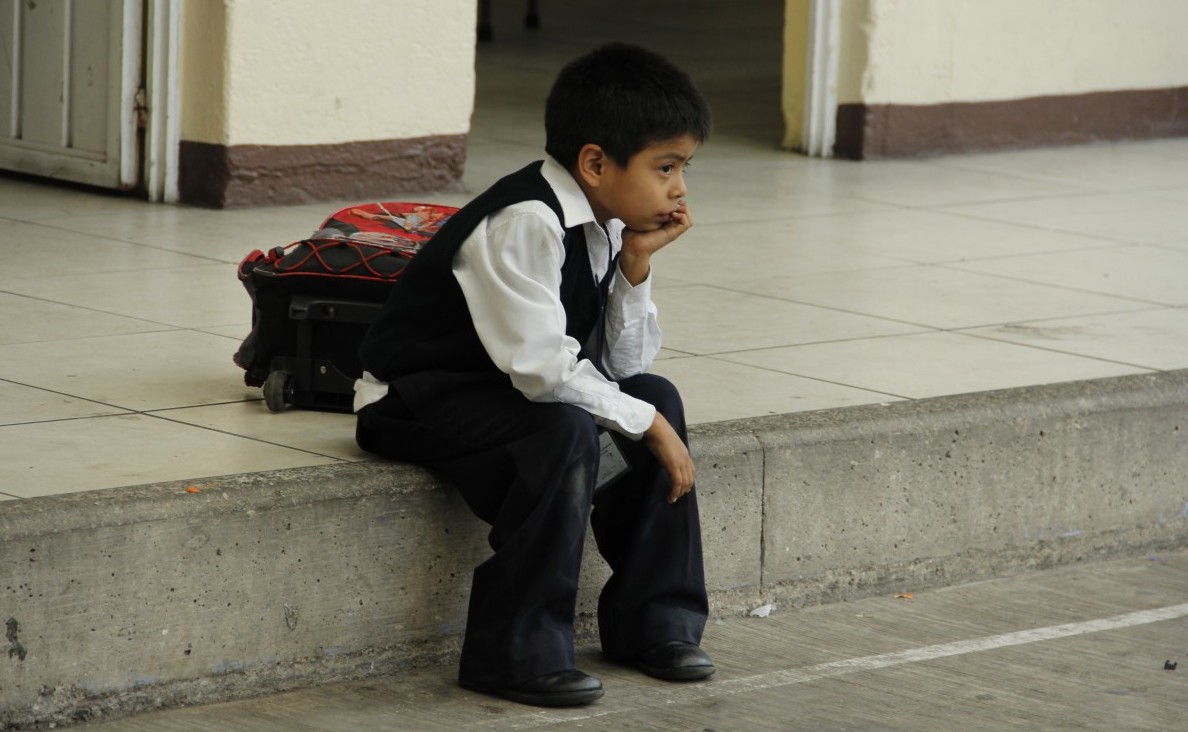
xmin=635 ymin=662 xmax=716 ymax=681
xmin=460 ymin=680 xmax=604 ymax=707
xmin=502 ymin=687 xmax=604 ymax=707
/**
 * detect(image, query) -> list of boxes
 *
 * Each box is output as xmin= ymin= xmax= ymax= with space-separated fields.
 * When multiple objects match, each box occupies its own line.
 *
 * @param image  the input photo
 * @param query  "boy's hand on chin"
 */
xmin=623 ymin=201 xmax=693 ymax=256
xmin=619 ymin=202 xmax=693 ymax=285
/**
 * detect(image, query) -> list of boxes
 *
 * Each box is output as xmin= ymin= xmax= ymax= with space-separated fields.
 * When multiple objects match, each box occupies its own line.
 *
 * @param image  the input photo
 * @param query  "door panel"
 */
xmin=0 ymin=0 xmax=140 ymax=189
xmin=70 ymin=0 xmax=115 ymax=155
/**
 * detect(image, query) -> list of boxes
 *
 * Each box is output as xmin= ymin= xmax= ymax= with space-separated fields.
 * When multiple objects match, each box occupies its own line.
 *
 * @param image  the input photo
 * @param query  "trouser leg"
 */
xmin=357 ymin=387 xmax=599 ymax=687
xmin=589 ymin=373 xmax=709 ymax=659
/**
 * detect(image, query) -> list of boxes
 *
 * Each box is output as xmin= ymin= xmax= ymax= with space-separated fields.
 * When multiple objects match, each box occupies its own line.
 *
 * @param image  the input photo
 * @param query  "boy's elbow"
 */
xmin=508 ymin=370 xmax=553 ymax=402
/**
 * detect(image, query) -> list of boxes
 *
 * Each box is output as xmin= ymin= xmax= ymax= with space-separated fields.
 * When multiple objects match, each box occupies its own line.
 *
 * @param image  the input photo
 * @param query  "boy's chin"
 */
xmin=623 ymin=221 xmax=665 ymax=233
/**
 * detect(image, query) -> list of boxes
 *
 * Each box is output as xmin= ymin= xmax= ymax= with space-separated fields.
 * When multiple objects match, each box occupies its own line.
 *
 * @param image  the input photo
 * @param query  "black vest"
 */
xmin=358 ymin=161 xmax=603 ymax=407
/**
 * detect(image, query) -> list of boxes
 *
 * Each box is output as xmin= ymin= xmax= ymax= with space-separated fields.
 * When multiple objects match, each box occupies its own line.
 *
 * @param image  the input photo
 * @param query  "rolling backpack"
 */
xmin=233 ymin=202 xmax=458 ymax=412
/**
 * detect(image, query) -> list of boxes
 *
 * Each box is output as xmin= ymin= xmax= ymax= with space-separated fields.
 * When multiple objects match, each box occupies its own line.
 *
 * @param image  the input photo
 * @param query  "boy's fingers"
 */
xmin=665 ymin=461 xmax=696 ymax=503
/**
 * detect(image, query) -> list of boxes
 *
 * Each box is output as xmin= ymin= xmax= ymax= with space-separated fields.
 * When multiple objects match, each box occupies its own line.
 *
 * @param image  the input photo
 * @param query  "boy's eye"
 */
xmin=660 ymin=162 xmax=690 ymax=175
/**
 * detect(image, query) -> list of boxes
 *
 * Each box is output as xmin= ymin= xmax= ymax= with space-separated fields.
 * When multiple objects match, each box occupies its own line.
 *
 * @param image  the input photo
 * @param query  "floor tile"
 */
xmin=949 ymin=245 xmax=1188 ymax=306
xmin=734 ymin=265 xmax=1148 ymax=329
xmin=0 ymin=177 xmax=147 ymax=221
xmin=42 ymin=205 xmax=321 ymax=264
xmin=1117 ymin=137 xmax=1188 ymax=160
xmin=0 ymin=219 xmax=214 ymax=282
xmin=0 ymin=293 xmax=168 ymax=345
xmin=0 ymin=414 xmax=341 ymax=498
xmin=745 ymin=157 xmax=1093 ymax=208
xmin=0 ymin=330 xmax=254 ymax=411
xmin=652 ymin=284 xmax=923 ymax=355
xmin=0 ymin=380 xmax=131 ymax=425
xmin=1148 ymin=184 xmax=1188 ymax=205
xmin=932 ymin=139 xmax=1188 ymax=191
xmin=961 ymin=308 xmax=1188 ymax=371
xmin=718 ymin=331 xmax=1150 ymax=400
xmin=686 ymin=167 xmax=895 ymax=224
xmin=650 ymin=356 xmax=897 ymax=424
xmin=943 ymin=191 xmax=1187 ymax=245
xmin=455 ymin=141 xmax=542 ymax=195
xmin=661 ymin=218 xmax=906 ymax=285
xmin=199 ymin=324 xmax=255 ymax=341
xmin=153 ymin=402 xmax=365 ymax=461
xmin=1 ymin=264 xmax=250 ymax=330
xmin=682 ymin=207 xmax=1118 ymax=269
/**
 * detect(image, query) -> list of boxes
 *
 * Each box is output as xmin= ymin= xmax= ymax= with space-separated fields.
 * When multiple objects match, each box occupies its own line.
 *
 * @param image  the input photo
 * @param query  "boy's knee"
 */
xmin=620 ymin=373 xmax=685 ymax=420
xmin=529 ymin=403 xmax=600 ymax=463
xmin=554 ymin=404 xmax=601 ymax=453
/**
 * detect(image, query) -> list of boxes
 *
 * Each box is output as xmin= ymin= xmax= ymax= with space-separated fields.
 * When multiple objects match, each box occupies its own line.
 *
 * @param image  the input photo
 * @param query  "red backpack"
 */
xmin=233 ymin=202 xmax=458 ymax=410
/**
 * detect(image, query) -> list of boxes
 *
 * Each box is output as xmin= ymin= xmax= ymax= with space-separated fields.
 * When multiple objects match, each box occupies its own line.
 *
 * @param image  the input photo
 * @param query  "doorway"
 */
xmin=0 ymin=0 xmax=142 ymax=190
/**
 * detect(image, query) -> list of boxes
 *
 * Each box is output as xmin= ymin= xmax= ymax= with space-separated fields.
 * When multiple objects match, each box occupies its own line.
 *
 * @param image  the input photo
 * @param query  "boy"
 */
xmin=354 ymin=43 xmax=713 ymax=707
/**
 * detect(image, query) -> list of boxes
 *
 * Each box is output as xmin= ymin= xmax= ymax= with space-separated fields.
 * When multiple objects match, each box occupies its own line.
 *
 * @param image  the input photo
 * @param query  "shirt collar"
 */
xmin=540 ymin=156 xmax=598 ymax=230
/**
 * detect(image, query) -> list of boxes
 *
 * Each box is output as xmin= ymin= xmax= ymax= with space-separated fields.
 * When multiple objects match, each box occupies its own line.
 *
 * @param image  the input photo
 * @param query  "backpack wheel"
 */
xmin=263 ymin=370 xmax=292 ymax=412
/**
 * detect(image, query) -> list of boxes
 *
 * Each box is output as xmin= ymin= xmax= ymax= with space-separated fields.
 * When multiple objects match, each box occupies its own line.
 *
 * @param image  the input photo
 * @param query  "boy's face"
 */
xmin=590 ymin=134 xmax=698 ymax=231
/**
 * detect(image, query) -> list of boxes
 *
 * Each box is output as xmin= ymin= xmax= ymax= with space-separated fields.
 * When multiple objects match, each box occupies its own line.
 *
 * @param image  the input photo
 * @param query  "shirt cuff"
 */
xmin=596 ymin=392 xmax=656 ymax=440
xmin=611 ymin=265 xmax=654 ymax=322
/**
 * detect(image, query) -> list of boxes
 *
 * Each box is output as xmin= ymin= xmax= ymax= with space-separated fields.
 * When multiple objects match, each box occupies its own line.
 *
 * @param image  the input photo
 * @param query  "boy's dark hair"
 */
xmin=545 ymin=43 xmax=712 ymax=170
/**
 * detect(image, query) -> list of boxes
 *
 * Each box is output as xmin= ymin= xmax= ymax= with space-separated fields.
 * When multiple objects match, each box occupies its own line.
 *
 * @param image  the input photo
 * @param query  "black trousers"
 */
xmin=356 ymin=373 xmax=708 ymax=687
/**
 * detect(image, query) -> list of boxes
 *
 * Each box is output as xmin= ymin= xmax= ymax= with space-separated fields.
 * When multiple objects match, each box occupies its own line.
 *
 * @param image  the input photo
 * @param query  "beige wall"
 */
xmin=181 ymin=0 xmax=476 ymax=147
xmin=836 ymin=0 xmax=1188 ymax=106
xmin=782 ymin=0 xmax=1188 ymax=156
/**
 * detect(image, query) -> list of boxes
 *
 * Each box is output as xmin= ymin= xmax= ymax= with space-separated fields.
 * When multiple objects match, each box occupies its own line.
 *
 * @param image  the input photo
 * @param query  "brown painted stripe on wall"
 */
xmin=179 ymin=135 xmax=468 ymax=208
xmin=835 ymin=86 xmax=1188 ymax=160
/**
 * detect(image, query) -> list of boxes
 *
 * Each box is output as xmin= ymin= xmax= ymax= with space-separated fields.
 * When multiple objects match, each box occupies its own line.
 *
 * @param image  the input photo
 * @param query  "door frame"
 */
xmin=144 ymin=0 xmax=182 ymax=202
xmin=801 ymin=0 xmax=841 ymax=157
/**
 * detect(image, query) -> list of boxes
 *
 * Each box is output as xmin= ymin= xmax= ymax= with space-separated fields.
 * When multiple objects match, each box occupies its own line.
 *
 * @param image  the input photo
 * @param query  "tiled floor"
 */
xmin=3 ymin=0 xmax=1187 ymax=499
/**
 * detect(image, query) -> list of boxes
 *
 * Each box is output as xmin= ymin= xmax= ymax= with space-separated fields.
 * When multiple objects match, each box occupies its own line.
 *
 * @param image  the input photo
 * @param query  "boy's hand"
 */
xmin=619 ymin=201 xmax=693 ymax=286
xmin=643 ymin=412 xmax=696 ymax=504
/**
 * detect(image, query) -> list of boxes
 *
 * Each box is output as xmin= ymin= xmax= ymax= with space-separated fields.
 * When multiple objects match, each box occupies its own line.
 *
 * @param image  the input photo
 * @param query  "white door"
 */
xmin=0 ymin=0 xmax=142 ymax=190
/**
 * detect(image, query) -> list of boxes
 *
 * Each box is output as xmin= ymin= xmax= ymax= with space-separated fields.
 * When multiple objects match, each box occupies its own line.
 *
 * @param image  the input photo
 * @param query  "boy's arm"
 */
xmin=453 ymin=204 xmax=657 ymax=438
xmin=598 ymin=202 xmax=691 ymax=380
xmin=607 ymin=206 xmax=697 ymax=502
xmin=598 ymin=263 xmax=662 ymax=380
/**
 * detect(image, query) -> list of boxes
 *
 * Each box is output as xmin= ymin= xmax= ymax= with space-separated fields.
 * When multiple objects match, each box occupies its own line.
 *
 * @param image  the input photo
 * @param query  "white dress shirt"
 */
xmin=355 ymin=157 xmax=662 ymax=439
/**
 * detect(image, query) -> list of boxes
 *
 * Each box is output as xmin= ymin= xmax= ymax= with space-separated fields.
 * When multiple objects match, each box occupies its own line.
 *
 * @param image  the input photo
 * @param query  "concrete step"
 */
xmin=3 ymin=370 xmax=1187 ymax=728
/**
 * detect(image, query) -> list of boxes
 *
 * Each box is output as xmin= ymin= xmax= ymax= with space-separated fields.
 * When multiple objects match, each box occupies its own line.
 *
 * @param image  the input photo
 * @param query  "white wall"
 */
xmin=182 ymin=0 xmax=476 ymax=147
xmin=838 ymin=0 xmax=1188 ymax=106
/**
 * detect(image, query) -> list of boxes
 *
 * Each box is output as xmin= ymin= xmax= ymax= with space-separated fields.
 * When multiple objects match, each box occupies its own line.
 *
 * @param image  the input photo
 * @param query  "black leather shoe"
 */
xmin=633 ymin=641 xmax=716 ymax=681
xmin=460 ymin=669 xmax=604 ymax=707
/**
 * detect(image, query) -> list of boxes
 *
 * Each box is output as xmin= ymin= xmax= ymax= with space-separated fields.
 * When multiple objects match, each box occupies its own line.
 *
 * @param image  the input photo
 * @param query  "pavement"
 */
xmin=82 ymin=550 xmax=1188 ymax=731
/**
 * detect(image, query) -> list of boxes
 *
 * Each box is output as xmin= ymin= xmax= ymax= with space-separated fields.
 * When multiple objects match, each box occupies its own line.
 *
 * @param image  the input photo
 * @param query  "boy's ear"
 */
xmin=575 ymin=143 xmax=607 ymax=188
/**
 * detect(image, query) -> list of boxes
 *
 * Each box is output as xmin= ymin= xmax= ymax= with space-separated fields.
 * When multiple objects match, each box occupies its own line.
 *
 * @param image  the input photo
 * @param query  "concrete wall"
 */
xmin=177 ymin=0 xmax=475 ymax=207
xmin=3 ymin=371 xmax=1187 ymax=727
xmin=784 ymin=0 xmax=1188 ymax=156
xmin=180 ymin=0 xmax=475 ymax=146
xmin=844 ymin=0 xmax=1188 ymax=106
